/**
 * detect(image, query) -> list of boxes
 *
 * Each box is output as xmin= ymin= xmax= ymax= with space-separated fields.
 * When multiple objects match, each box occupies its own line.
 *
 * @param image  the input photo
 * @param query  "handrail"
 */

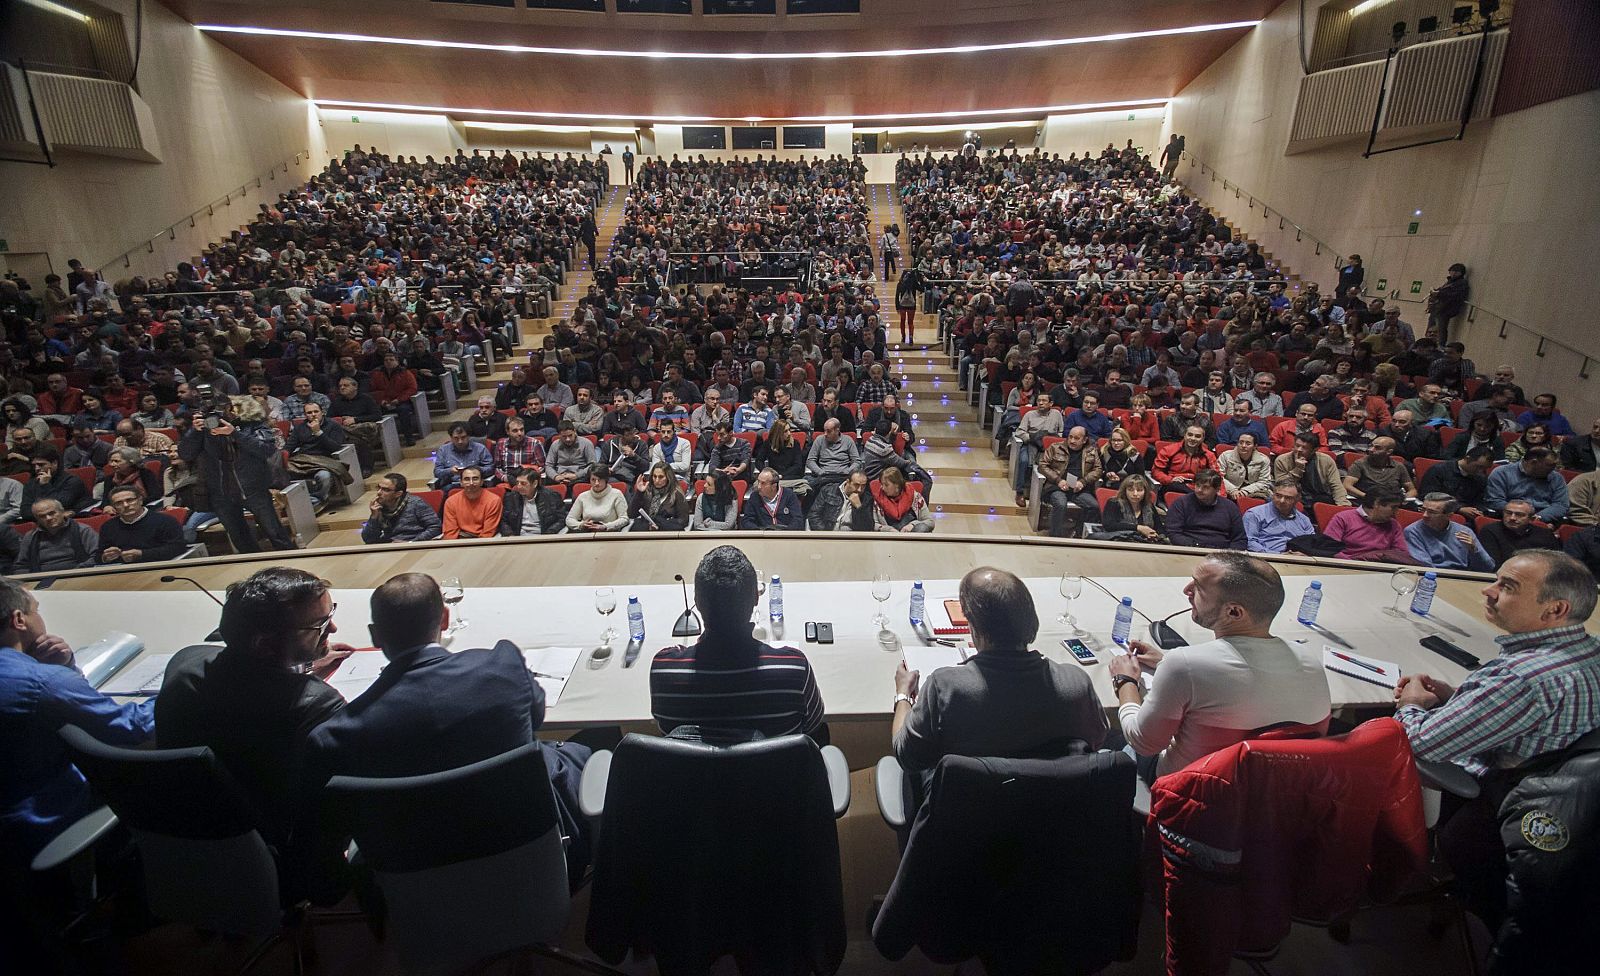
xmin=1174 ymin=152 xmax=1594 ymax=377
xmin=97 ymin=149 xmax=314 ymax=276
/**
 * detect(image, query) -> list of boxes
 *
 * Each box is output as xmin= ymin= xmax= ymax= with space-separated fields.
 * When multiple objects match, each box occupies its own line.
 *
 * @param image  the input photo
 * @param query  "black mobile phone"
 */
xmin=1419 ymin=634 xmax=1481 ymax=669
xmin=804 ymin=621 xmax=818 ymax=643
xmin=816 ymin=623 xmax=835 ymax=644
xmin=1062 ymin=638 xmax=1098 ymax=665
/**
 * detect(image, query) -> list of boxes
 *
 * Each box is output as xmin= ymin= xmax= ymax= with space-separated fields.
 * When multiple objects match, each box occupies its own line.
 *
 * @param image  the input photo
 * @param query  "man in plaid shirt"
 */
xmin=854 ymin=363 xmax=898 ymax=406
xmin=1394 ymin=549 xmax=1600 ymax=925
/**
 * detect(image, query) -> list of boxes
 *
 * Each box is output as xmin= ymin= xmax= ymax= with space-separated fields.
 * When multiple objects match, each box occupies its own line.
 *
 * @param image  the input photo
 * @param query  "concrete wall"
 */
xmin=0 ymin=0 xmax=326 ymax=282
xmin=1164 ymin=0 xmax=1599 ymax=414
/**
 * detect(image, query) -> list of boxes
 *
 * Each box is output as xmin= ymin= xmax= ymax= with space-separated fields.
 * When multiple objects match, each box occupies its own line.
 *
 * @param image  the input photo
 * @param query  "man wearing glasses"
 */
xmin=155 ymin=568 xmax=353 ymax=894
xmin=361 ymin=473 xmax=442 ymax=545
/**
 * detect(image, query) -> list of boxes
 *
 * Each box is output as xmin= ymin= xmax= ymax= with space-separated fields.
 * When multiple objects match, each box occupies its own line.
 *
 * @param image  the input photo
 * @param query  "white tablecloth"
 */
xmin=38 ymin=574 xmax=1499 ymax=727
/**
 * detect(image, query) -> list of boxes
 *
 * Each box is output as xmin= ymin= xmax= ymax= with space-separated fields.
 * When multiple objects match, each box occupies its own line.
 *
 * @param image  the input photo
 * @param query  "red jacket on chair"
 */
xmin=1149 ymin=718 xmax=1428 ymax=976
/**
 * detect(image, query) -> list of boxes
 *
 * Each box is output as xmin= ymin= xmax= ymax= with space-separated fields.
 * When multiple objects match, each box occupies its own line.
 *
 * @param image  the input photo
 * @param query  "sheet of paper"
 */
xmin=1322 ymin=646 xmax=1401 ymax=689
xmin=100 ymin=653 xmax=175 ymax=696
xmin=902 ymin=644 xmax=969 ymax=677
xmin=522 ymin=646 xmax=584 ymax=706
xmin=327 ymin=650 xmax=388 ymax=702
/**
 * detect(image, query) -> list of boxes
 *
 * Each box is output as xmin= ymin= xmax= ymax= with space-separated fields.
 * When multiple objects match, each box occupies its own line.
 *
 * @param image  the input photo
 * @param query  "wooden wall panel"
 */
xmin=1492 ymin=0 xmax=1600 ymax=115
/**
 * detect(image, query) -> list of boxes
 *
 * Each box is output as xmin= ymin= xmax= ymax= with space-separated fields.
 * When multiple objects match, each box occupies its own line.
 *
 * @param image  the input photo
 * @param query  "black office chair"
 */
xmin=582 ymin=729 xmax=849 ymax=976
xmin=871 ymin=750 xmax=1141 ymax=975
xmin=322 ymin=741 xmax=598 ymax=976
xmin=49 ymin=723 xmax=309 ymax=974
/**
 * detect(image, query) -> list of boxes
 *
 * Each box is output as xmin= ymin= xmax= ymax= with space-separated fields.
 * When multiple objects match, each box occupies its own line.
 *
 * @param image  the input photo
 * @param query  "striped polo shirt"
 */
xmin=649 ymin=635 xmax=825 ymax=740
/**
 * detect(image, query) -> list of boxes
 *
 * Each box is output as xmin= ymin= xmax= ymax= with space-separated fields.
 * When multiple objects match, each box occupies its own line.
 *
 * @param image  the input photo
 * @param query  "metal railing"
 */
xmin=1384 ymin=296 xmax=1597 ymax=379
xmin=97 ymin=149 xmax=314 ymax=275
xmin=1180 ymin=152 xmax=1345 ymax=269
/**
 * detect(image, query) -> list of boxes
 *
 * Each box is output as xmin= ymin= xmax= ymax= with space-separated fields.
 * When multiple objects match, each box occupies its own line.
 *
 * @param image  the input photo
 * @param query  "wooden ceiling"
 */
xmin=167 ymin=0 xmax=1275 ymax=121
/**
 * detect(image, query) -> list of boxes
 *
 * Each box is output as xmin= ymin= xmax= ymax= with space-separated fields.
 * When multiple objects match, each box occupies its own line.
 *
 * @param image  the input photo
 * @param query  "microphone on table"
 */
xmin=1150 ymin=606 xmax=1191 ymax=650
xmin=671 ymin=573 xmax=702 ymax=638
xmin=159 ymin=575 xmax=225 ymax=641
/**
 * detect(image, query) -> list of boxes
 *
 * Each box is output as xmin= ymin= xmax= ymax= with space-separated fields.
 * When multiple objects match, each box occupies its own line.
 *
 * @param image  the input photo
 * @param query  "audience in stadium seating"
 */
xmin=1405 ymin=493 xmax=1495 ymax=572
xmin=740 ymin=467 xmax=805 ymax=531
xmin=566 ymin=464 xmax=630 ymax=532
xmin=1478 ymin=499 xmax=1562 ymax=567
xmin=1165 ymin=469 xmax=1247 ymax=550
xmin=1324 ymin=492 xmax=1413 ymax=563
xmin=1244 ymin=479 xmax=1315 ymax=554
xmin=96 ymin=485 xmax=186 ymax=564
xmin=442 ymin=467 xmax=502 ymax=540
xmin=361 ymin=473 xmax=441 ymax=544
xmin=1486 ymin=448 xmax=1569 ymax=522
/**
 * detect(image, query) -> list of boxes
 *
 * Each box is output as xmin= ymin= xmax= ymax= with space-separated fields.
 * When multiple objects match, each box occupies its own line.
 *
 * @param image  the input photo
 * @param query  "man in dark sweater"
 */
xmin=97 ymin=486 xmax=187 ymax=564
xmin=18 ymin=499 xmax=99 ymax=572
xmin=1478 ymin=499 xmax=1562 ymax=568
xmin=1418 ymin=448 xmax=1493 ymax=520
xmin=1164 ymin=469 xmax=1247 ymax=550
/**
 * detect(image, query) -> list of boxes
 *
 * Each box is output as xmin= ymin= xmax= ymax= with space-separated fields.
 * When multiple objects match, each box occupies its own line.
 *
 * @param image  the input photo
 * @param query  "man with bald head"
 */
xmin=1377 ymin=409 xmax=1441 ymax=462
xmin=892 ymin=567 xmax=1106 ymax=790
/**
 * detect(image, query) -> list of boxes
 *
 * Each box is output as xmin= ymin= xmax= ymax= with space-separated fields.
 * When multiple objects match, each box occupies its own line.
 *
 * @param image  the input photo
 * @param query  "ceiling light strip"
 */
xmin=200 ymin=21 xmax=1258 ymax=61
xmin=315 ymin=97 xmax=1170 ymax=125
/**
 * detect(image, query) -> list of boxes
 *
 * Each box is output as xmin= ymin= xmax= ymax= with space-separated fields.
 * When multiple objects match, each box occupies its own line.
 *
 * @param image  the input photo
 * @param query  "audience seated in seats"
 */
xmin=1568 ymin=470 xmax=1600 ymax=527
xmin=831 ymin=470 xmax=880 ymax=533
xmin=1486 ymin=447 xmax=1569 ymax=522
xmin=1272 ymin=432 xmax=1349 ymax=506
xmin=1109 ymin=552 xmax=1330 ymax=780
xmin=547 ymin=422 xmax=599 ymax=488
xmin=285 ymin=403 xmax=350 ymax=510
xmin=870 ymin=468 xmax=934 ymax=534
xmin=1215 ymin=401 xmax=1268 ymax=447
xmin=629 ymin=462 xmax=690 ymax=532
xmin=1011 ymin=391 xmax=1063 ymax=504
xmin=1558 ymin=418 xmax=1599 ymax=472
xmin=1419 ymin=447 xmax=1493 ymax=519
xmin=1098 ymin=427 xmax=1146 ymax=491
xmin=155 ymin=568 xmax=350 ymax=900
xmin=63 ymin=424 xmax=112 ymax=470
xmin=1237 ymin=373 xmax=1285 ymax=417
xmin=1325 ymin=491 xmax=1415 ymax=563
xmin=1159 ymin=394 xmax=1217 ymax=446
xmin=1244 ymin=479 xmax=1315 ymax=554
xmin=565 ymin=387 xmax=605 ymax=436
xmin=306 ymin=573 xmax=593 ymax=887
xmin=519 ymin=395 xmax=560 ymax=440
xmin=464 ymin=397 xmax=508 ymax=443
xmin=1504 ymin=422 xmax=1554 ymax=465
xmin=113 ymin=417 xmax=177 ymax=463
xmin=362 ymin=473 xmax=441 ymax=545
xmin=1270 ymin=403 xmax=1328 ymax=454
xmin=1377 ymin=409 xmax=1441 ymax=462
xmin=1565 ymin=525 xmax=1600 ymax=576
xmin=442 ymin=467 xmax=502 ymax=541
xmin=691 ymin=472 xmax=739 ymax=532
xmin=1165 ymin=468 xmax=1247 ymax=551
xmin=1394 ymin=551 xmax=1600 ymax=929
xmin=433 ymin=422 xmax=496 ymax=491
xmin=18 ymin=499 xmax=99 ymax=573
xmin=892 ymin=566 xmax=1106 ymax=810
xmin=1445 ymin=414 xmax=1507 ymax=463
xmin=1326 ymin=408 xmax=1376 ymax=456
xmin=499 ymin=468 xmax=565 ymax=537
xmin=1479 ymin=499 xmax=1563 ymax=568
xmin=1405 ymin=493 xmax=1494 ymax=572
xmin=1096 ymin=474 xmax=1166 ymax=543
xmin=1342 ymin=436 xmax=1415 ymax=504
xmin=1217 ymin=433 xmax=1272 ymax=500
xmin=0 ymin=578 xmax=155 ymax=867
xmin=0 ymin=476 xmax=20 ymax=525
xmin=650 ymin=546 xmax=826 ymax=743
xmin=602 ymin=426 xmax=649 ymax=485
xmin=560 ymin=463 xmax=626 ymax=533
xmin=493 ymin=417 xmax=546 ymax=483
xmin=1036 ymin=426 xmax=1102 ymax=538
xmin=95 ymin=446 xmax=164 ymax=509
xmin=21 ymin=446 xmax=89 ymax=518
xmin=740 ymin=467 xmax=805 ymax=531
xmin=1152 ymin=425 xmax=1218 ymax=494
xmin=96 ymin=485 xmax=185 ymax=565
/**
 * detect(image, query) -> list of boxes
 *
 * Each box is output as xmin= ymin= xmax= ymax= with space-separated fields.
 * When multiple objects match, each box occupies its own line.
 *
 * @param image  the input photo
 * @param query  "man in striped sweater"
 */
xmin=649 ymin=546 xmax=826 ymax=744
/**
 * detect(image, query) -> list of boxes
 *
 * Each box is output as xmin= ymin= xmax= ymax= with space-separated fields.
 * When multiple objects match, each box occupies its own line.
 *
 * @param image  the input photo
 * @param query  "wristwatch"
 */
xmin=893 ymin=693 xmax=916 ymax=707
xmin=1111 ymin=674 xmax=1141 ymax=695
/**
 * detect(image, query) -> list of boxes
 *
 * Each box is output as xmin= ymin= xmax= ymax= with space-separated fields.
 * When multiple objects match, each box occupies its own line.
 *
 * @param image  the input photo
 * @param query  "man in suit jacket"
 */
xmin=305 ymin=573 xmax=592 ymax=882
xmin=738 ymin=467 xmax=805 ymax=530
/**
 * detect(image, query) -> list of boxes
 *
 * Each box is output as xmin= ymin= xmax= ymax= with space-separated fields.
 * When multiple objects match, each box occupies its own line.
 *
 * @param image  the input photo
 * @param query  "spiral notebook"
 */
xmin=1322 ymin=647 xmax=1400 ymax=689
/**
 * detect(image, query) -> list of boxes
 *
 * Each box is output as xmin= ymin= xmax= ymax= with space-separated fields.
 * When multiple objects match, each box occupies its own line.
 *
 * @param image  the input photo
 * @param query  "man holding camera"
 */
xmin=178 ymin=395 xmax=295 ymax=553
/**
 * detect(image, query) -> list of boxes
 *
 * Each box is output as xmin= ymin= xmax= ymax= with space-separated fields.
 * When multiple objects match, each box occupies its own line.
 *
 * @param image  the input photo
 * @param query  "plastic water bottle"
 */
xmin=627 ymin=596 xmax=645 ymax=642
xmin=1296 ymin=581 xmax=1323 ymax=625
xmin=769 ymin=575 xmax=784 ymax=623
xmin=1410 ymin=572 xmax=1438 ymax=616
xmin=1112 ymin=596 xmax=1135 ymax=646
xmin=909 ymin=580 xmax=926 ymax=628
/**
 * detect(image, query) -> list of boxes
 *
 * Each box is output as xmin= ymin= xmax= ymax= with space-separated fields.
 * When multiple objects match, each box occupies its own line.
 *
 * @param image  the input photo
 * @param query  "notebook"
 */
xmin=903 ymin=644 xmax=971 ymax=677
xmin=1322 ymin=646 xmax=1400 ymax=689
xmin=937 ymin=599 xmax=970 ymax=636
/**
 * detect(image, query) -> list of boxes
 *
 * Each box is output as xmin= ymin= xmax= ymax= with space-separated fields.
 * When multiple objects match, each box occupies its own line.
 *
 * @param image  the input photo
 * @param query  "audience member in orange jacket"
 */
xmin=442 ymin=468 xmax=503 ymax=539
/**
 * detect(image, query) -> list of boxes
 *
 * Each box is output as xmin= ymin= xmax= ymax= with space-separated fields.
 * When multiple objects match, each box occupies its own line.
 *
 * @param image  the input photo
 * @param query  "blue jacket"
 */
xmin=1486 ymin=464 xmax=1570 ymax=522
xmin=1216 ymin=417 xmax=1270 ymax=446
xmin=1063 ymin=409 xmax=1114 ymax=440
xmin=739 ymin=487 xmax=806 ymax=531
xmin=433 ymin=439 xmax=496 ymax=487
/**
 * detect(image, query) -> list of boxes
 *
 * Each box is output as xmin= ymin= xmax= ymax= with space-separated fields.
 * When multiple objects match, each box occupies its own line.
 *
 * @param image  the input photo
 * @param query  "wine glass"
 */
xmin=1385 ymin=568 xmax=1420 ymax=617
xmin=871 ymin=573 xmax=892 ymax=632
xmin=1058 ymin=575 xmax=1083 ymax=631
xmin=440 ymin=577 xmax=465 ymax=637
xmin=594 ymin=587 xmax=618 ymax=648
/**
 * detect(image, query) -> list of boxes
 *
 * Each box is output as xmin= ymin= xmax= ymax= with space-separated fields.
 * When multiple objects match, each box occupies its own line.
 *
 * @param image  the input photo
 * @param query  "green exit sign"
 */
xmin=1375 ymin=277 xmax=1388 ymax=291
xmin=1410 ymin=280 xmax=1423 ymax=294
xmin=1407 ymin=221 xmax=1420 ymax=235
xmin=351 ymin=116 xmax=360 ymax=123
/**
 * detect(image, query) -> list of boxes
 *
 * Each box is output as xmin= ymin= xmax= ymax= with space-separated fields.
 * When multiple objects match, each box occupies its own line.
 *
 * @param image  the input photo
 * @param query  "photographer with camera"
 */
xmin=178 ymin=393 xmax=296 ymax=553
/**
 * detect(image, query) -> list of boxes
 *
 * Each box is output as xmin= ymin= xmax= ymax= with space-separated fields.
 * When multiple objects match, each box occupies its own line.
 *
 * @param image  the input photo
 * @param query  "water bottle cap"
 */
xmin=628 ymin=595 xmax=639 ymax=603
xmin=771 ymin=574 xmax=780 ymax=582
xmin=1310 ymin=581 xmax=1321 ymax=589
xmin=1121 ymin=596 xmax=1133 ymax=605
xmin=913 ymin=580 xmax=923 ymax=588
xmin=1423 ymin=572 xmax=1437 ymax=579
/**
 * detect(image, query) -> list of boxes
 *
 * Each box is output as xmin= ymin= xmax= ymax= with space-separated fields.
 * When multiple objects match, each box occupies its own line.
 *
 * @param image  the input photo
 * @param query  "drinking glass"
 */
xmin=1385 ymin=568 xmax=1419 ymax=617
xmin=1058 ymin=575 xmax=1083 ymax=631
xmin=871 ymin=573 xmax=892 ymax=632
xmin=440 ymin=577 xmax=465 ymax=637
xmin=594 ymin=587 xmax=618 ymax=647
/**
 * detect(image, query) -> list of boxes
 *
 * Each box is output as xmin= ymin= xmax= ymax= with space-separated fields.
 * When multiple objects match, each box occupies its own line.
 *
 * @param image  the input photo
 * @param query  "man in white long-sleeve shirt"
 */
xmin=1107 ymin=552 xmax=1331 ymax=779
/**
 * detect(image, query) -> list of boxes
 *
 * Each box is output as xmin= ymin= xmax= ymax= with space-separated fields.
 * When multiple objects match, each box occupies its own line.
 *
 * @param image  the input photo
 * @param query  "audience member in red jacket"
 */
xmin=37 ymin=374 xmax=84 ymax=417
xmin=1269 ymin=403 xmax=1328 ymax=455
xmin=1152 ymin=426 xmax=1219 ymax=490
xmin=369 ymin=352 xmax=420 ymax=445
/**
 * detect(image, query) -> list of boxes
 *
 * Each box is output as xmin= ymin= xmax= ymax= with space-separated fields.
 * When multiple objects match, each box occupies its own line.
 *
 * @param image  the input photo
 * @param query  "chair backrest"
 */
xmin=1149 ymin=718 xmax=1427 ymax=974
xmin=58 ymin=724 xmax=282 ymax=938
xmin=873 ymin=751 xmax=1139 ymax=974
xmin=415 ymin=489 xmax=444 ymax=515
xmin=585 ymin=731 xmax=845 ymax=976
xmin=322 ymin=742 xmax=570 ymax=975
xmin=1312 ymin=501 xmax=1347 ymax=531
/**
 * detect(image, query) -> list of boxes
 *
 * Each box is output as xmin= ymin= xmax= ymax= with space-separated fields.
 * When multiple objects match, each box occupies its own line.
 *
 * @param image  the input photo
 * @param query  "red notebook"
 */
xmin=937 ymin=600 xmax=971 ymax=636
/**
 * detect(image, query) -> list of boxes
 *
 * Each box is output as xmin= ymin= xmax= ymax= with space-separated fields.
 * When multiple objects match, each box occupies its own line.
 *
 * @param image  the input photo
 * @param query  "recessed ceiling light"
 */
xmin=199 ymin=21 xmax=1259 ymax=61
xmin=313 ymin=97 xmax=1171 ymax=125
